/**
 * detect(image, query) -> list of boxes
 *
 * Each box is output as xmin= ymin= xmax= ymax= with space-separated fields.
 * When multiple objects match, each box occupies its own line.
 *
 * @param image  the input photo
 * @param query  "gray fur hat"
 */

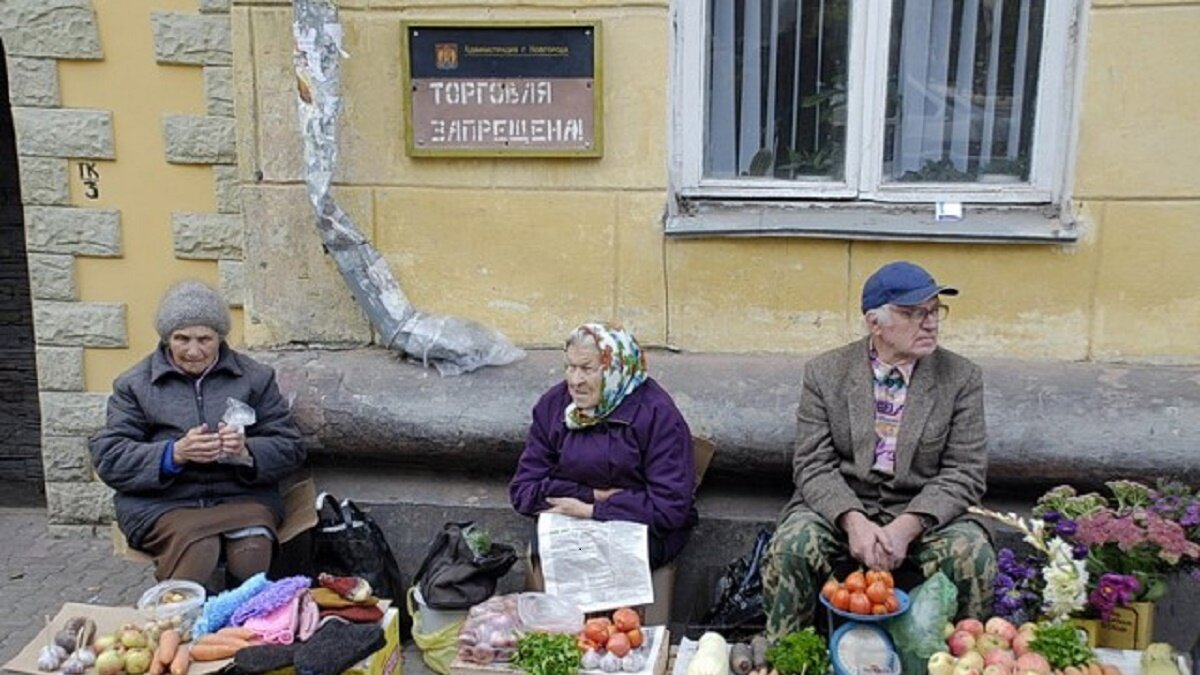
xmin=155 ymin=280 xmax=231 ymax=340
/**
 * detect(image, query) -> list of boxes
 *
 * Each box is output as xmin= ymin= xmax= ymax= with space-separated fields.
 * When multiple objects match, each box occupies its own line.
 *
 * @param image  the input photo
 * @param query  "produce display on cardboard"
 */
xmin=4 ymin=573 xmax=395 ymax=675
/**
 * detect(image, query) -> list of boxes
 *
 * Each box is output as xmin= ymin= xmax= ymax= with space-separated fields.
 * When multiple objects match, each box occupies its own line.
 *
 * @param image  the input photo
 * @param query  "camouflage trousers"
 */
xmin=761 ymin=509 xmax=996 ymax=639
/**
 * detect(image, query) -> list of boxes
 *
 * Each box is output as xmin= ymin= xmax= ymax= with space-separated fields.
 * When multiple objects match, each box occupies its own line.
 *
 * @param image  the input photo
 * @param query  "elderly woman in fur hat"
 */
xmin=90 ymin=281 xmax=305 ymax=588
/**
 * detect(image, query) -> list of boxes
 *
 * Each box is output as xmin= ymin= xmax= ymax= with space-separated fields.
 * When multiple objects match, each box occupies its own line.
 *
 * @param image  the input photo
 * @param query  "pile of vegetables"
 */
xmin=821 ymin=569 xmax=900 ymax=616
xmin=765 ymin=629 xmax=829 ymax=675
xmin=931 ymin=617 xmax=1122 ymax=675
xmin=512 ymin=632 xmax=582 ymax=675
xmin=457 ymin=594 xmax=523 ymax=664
xmin=577 ymin=608 xmax=648 ymax=672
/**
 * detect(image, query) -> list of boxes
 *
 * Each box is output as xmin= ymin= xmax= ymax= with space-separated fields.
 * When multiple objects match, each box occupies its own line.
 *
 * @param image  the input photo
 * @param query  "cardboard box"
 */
xmin=450 ymin=626 xmax=669 ymax=675
xmin=4 ymin=602 xmax=401 ymax=675
xmin=1096 ymin=601 xmax=1155 ymax=650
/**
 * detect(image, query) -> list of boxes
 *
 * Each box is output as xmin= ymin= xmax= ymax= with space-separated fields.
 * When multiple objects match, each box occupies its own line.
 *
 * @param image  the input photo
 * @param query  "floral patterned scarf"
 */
xmin=564 ymin=323 xmax=647 ymax=429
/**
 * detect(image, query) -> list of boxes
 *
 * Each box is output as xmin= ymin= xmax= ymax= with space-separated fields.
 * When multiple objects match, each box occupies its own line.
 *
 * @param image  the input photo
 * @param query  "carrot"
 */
xmin=195 ymin=633 xmax=252 ymax=649
xmin=157 ymin=629 xmax=182 ymax=666
xmin=215 ymin=627 xmax=256 ymax=641
xmin=190 ymin=643 xmax=241 ymax=662
xmin=169 ymin=644 xmax=191 ymax=675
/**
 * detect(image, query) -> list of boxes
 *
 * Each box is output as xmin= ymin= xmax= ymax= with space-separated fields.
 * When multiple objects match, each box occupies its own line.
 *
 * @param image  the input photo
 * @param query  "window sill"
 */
xmin=665 ymin=199 xmax=1078 ymax=244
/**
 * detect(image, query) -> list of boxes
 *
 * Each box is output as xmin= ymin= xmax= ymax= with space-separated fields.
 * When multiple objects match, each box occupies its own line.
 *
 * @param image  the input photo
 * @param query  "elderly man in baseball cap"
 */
xmin=90 ymin=281 xmax=305 ymax=589
xmin=762 ymin=261 xmax=995 ymax=636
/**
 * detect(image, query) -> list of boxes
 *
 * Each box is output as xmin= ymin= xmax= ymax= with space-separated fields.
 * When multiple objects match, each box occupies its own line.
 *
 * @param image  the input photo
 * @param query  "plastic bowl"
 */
xmin=136 ymin=580 xmax=206 ymax=634
xmin=819 ymin=588 xmax=910 ymax=622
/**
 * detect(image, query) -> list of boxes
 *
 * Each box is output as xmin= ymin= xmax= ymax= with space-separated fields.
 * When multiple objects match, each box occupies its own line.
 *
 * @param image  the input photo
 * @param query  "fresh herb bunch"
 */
xmin=766 ymin=628 xmax=830 ymax=675
xmin=512 ymin=632 xmax=581 ymax=675
xmin=464 ymin=524 xmax=493 ymax=558
xmin=1030 ymin=621 xmax=1095 ymax=670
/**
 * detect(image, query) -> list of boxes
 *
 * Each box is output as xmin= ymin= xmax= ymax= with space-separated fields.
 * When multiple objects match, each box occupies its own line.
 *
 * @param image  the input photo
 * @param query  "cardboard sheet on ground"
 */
xmin=4 ymin=601 xmax=395 ymax=675
xmin=537 ymin=513 xmax=653 ymax=613
xmin=4 ymin=603 xmax=219 ymax=675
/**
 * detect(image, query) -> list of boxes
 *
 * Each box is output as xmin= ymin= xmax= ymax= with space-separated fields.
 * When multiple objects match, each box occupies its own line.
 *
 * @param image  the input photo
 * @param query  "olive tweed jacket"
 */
xmin=781 ymin=337 xmax=988 ymax=529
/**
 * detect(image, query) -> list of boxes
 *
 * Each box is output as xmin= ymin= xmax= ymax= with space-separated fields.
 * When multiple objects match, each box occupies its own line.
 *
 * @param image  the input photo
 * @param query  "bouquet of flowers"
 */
xmin=1032 ymin=480 xmax=1200 ymax=620
xmin=968 ymin=506 xmax=1090 ymax=624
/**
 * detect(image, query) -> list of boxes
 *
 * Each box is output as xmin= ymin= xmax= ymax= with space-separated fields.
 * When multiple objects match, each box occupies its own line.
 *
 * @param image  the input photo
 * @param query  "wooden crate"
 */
xmin=451 ymin=627 xmax=670 ymax=675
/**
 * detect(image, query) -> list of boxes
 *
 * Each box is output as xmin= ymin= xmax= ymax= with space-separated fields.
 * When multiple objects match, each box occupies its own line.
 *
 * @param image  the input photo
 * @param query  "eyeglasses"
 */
xmin=892 ymin=303 xmax=950 ymax=323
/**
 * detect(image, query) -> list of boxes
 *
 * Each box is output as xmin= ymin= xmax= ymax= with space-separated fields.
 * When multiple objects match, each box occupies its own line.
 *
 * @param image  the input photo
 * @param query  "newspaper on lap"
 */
xmin=537 ymin=513 xmax=654 ymax=613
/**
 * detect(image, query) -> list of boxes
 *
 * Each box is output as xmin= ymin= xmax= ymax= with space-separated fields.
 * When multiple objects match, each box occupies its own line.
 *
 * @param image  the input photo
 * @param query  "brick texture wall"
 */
xmin=0 ymin=40 xmax=43 ymax=489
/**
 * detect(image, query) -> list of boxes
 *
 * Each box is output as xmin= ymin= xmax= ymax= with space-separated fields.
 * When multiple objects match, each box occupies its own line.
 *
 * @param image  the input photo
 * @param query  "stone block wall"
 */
xmin=1 ymin=0 xmax=116 ymax=527
xmin=1 ymin=0 xmax=243 ymax=531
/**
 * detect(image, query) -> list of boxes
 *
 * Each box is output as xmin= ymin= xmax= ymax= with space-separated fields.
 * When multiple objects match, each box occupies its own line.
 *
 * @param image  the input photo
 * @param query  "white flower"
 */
xmin=1041 ymin=537 xmax=1089 ymax=620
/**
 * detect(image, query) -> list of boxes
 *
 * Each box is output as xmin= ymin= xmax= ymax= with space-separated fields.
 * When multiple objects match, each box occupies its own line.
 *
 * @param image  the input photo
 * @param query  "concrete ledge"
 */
xmin=257 ymin=347 xmax=1200 ymax=491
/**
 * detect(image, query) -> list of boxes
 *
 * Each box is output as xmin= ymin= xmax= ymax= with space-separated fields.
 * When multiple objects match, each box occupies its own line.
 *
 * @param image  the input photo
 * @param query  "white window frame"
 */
xmin=670 ymin=0 xmax=1084 ymax=214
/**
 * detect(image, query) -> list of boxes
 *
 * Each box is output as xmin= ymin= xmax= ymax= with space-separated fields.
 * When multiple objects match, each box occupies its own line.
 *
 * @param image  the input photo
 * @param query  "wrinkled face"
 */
xmin=169 ymin=325 xmax=220 ymax=376
xmin=564 ymin=343 xmax=603 ymax=411
xmin=870 ymin=298 xmax=944 ymax=364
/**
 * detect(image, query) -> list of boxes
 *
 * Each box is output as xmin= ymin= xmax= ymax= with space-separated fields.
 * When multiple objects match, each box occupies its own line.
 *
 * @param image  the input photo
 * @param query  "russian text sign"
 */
xmin=403 ymin=23 xmax=602 ymax=157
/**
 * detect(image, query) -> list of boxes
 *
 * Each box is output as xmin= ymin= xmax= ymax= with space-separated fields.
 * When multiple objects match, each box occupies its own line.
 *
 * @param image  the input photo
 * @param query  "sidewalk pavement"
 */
xmin=0 ymin=508 xmax=156 ymax=668
xmin=0 ymin=507 xmax=433 ymax=675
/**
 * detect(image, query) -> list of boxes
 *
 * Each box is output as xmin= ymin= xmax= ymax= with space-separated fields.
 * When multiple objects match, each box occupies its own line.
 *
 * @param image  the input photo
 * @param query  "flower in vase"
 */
xmin=1088 ymin=573 xmax=1140 ymax=622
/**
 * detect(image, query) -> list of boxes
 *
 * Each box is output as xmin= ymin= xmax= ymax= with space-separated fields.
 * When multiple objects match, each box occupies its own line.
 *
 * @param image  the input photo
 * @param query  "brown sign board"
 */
xmin=403 ymin=24 xmax=602 ymax=157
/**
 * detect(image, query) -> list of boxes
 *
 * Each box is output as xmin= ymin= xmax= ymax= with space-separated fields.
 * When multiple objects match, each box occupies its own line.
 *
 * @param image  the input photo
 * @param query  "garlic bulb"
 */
xmin=37 ymin=645 xmax=63 ymax=672
xmin=60 ymin=655 xmax=87 ymax=675
xmin=74 ymin=648 xmax=96 ymax=667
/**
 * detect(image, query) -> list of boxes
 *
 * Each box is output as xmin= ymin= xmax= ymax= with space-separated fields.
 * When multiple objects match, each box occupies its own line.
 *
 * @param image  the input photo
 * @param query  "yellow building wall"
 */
xmin=56 ymin=0 xmax=242 ymax=393
xmin=73 ymin=0 xmax=1198 ymax=374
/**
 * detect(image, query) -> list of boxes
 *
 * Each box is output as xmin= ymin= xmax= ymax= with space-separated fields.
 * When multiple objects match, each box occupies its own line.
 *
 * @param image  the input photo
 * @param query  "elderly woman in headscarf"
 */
xmin=509 ymin=323 xmax=697 ymax=568
xmin=90 ymin=281 xmax=305 ymax=588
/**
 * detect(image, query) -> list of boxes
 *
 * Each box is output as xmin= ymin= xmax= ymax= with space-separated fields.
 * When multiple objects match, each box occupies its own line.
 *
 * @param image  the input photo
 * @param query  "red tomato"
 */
xmin=612 ymin=607 xmax=641 ymax=633
xmin=821 ymin=579 xmax=840 ymax=601
xmin=626 ymin=628 xmax=644 ymax=649
xmin=606 ymin=632 xmax=632 ymax=658
xmin=844 ymin=571 xmax=867 ymax=593
xmin=832 ymin=588 xmax=852 ymax=611
xmin=866 ymin=581 xmax=890 ymax=604
xmin=848 ymin=592 xmax=872 ymax=615
xmin=884 ymin=595 xmax=900 ymax=613
xmin=583 ymin=618 xmax=611 ymax=645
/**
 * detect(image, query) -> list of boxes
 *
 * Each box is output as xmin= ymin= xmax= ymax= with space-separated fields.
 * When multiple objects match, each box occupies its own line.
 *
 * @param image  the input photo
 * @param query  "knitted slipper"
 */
xmin=193 ymin=572 xmax=272 ymax=637
xmin=295 ymin=621 xmax=385 ymax=675
xmin=231 ymin=575 xmax=312 ymax=626
xmin=317 ymin=604 xmax=384 ymax=623
xmin=233 ymin=643 xmax=299 ymax=675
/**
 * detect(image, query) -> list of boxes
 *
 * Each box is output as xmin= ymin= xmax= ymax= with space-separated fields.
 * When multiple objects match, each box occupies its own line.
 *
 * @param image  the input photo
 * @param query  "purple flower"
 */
xmin=1072 ymin=543 xmax=1090 ymax=560
xmin=1042 ymin=510 xmax=1062 ymax=524
xmin=1088 ymin=573 xmax=1140 ymax=622
xmin=1182 ymin=503 xmax=1200 ymax=528
xmin=1055 ymin=519 xmax=1078 ymax=537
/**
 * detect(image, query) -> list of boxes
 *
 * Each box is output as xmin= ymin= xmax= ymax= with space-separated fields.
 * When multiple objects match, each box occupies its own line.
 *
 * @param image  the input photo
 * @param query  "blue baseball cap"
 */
xmin=861 ymin=261 xmax=958 ymax=313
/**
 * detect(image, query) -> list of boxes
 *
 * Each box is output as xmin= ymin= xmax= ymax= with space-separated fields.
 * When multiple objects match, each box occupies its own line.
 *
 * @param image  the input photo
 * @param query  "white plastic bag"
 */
xmin=218 ymin=398 xmax=256 ymax=465
xmin=517 ymin=592 xmax=584 ymax=634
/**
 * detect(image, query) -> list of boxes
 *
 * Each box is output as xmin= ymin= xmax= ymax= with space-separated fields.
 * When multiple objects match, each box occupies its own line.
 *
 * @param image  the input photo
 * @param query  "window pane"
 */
xmin=883 ymin=0 xmax=1044 ymax=184
xmin=705 ymin=0 xmax=850 ymax=181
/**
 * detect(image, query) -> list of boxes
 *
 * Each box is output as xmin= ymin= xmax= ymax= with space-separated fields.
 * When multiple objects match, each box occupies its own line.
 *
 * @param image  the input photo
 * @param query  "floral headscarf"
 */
xmin=564 ymin=323 xmax=647 ymax=429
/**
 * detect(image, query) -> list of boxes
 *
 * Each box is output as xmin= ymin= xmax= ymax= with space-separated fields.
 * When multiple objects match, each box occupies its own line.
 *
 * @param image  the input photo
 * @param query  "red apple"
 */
xmin=1015 ymin=652 xmax=1050 ymax=675
xmin=948 ymin=630 xmax=978 ymax=657
xmin=956 ymin=618 xmax=986 ymax=637
xmin=957 ymin=652 xmax=985 ymax=674
xmin=928 ymin=652 xmax=959 ymax=675
xmin=1011 ymin=632 xmax=1033 ymax=657
xmin=976 ymin=634 xmax=1010 ymax=654
xmin=986 ymin=617 xmax=1018 ymax=644
xmin=984 ymin=649 xmax=1015 ymax=669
